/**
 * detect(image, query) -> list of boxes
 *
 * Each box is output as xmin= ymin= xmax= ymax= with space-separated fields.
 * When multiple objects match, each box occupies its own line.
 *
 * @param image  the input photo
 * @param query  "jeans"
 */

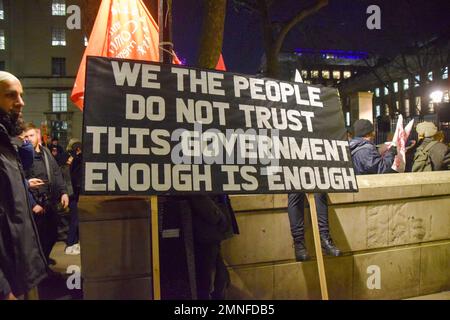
xmin=66 ymin=197 xmax=79 ymax=246
xmin=34 ymin=208 xmax=58 ymax=263
xmin=287 ymin=193 xmax=329 ymax=242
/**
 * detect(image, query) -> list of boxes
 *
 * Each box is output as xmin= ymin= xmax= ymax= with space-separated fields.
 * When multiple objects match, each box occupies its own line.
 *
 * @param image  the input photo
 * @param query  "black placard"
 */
xmin=82 ymin=56 xmax=358 ymax=195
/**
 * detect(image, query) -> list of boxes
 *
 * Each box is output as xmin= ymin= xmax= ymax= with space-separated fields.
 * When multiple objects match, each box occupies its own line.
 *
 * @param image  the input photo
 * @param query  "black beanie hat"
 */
xmin=353 ymin=119 xmax=374 ymax=137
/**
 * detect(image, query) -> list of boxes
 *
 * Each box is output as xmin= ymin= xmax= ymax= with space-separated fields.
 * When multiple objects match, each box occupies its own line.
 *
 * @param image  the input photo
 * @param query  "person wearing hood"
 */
xmin=349 ymin=119 xmax=396 ymax=175
xmin=412 ymin=122 xmax=450 ymax=171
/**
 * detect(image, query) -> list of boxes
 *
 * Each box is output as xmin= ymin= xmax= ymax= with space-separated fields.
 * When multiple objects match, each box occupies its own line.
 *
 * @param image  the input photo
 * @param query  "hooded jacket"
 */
xmin=0 ymin=123 xmax=47 ymax=298
xmin=349 ymin=137 xmax=395 ymax=175
xmin=413 ymin=138 xmax=450 ymax=171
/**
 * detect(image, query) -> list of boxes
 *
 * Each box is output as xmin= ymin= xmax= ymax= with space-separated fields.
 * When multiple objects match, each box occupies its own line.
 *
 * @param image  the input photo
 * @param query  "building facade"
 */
xmin=0 ymin=0 xmax=85 ymax=147
xmin=338 ymin=36 xmax=450 ymax=141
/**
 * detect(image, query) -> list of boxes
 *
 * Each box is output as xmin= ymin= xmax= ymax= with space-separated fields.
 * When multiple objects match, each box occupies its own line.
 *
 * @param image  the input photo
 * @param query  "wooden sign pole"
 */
xmin=151 ymin=195 xmax=161 ymax=300
xmin=306 ymin=193 xmax=329 ymax=300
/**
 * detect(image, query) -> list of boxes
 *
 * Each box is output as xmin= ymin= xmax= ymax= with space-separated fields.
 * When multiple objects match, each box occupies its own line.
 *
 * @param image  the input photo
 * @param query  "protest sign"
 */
xmin=82 ymin=56 xmax=357 ymax=195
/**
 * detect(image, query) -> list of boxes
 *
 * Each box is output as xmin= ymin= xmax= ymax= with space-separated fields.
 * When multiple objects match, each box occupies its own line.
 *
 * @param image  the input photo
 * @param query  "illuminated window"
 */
xmin=415 ymin=96 xmax=421 ymax=113
xmin=415 ymin=75 xmax=420 ymax=87
xmin=52 ymin=0 xmax=66 ymax=16
xmin=0 ymin=0 xmax=4 ymax=20
xmin=52 ymin=27 xmax=66 ymax=46
xmin=384 ymin=87 xmax=389 ymax=95
xmin=404 ymin=99 xmax=410 ymax=117
xmin=345 ymin=112 xmax=350 ymax=127
xmin=311 ymin=70 xmax=319 ymax=78
xmin=304 ymin=80 xmax=311 ymax=84
xmin=385 ymin=104 xmax=390 ymax=116
xmin=84 ymin=36 xmax=88 ymax=47
xmin=52 ymin=92 xmax=67 ymax=112
xmin=375 ymin=88 xmax=380 ymax=97
xmin=321 ymin=70 xmax=330 ymax=79
xmin=443 ymin=90 xmax=449 ymax=103
xmin=427 ymin=71 xmax=433 ymax=81
xmin=343 ymin=71 xmax=351 ymax=79
xmin=395 ymin=100 xmax=399 ymax=111
xmin=0 ymin=30 xmax=5 ymax=50
xmin=301 ymin=70 xmax=308 ymax=79
xmin=332 ymin=70 xmax=341 ymax=79
xmin=443 ymin=67 xmax=448 ymax=80
xmin=375 ymin=105 xmax=381 ymax=117
xmin=403 ymin=78 xmax=409 ymax=90
xmin=393 ymin=82 xmax=398 ymax=93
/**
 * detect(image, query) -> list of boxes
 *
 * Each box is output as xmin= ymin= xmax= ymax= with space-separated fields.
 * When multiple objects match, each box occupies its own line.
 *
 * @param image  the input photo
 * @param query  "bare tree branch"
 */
xmin=273 ymin=0 xmax=328 ymax=60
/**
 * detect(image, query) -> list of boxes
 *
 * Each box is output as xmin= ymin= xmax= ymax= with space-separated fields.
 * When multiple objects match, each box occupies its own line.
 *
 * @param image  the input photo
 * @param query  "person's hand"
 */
xmin=28 ymin=178 xmax=45 ymax=189
xmin=406 ymin=140 xmax=417 ymax=152
xmin=66 ymin=155 xmax=74 ymax=165
xmin=61 ymin=194 xmax=69 ymax=209
xmin=390 ymin=146 xmax=398 ymax=156
xmin=32 ymin=205 xmax=45 ymax=215
xmin=6 ymin=292 xmax=17 ymax=300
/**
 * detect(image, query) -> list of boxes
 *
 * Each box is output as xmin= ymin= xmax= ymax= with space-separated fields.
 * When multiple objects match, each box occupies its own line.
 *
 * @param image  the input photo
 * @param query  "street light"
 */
xmin=430 ymin=90 xmax=444 ymax=129
xmin=430 ymin=90 xmax=444 ymax=103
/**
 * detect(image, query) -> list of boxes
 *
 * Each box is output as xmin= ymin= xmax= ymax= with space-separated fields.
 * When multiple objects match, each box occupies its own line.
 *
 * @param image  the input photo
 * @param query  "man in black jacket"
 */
xmin=188 ymin=195 xmax=239 ymax=300
xmin=23 ymin=123 xmax=69 ymax=264
xmin=0 ymin=71 xmax=47 ymax=300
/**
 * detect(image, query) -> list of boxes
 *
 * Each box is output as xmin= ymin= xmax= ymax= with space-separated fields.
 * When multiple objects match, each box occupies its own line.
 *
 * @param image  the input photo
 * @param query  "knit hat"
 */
xmin=416 ymin=121 xmax=437 ymax=138
xmin=353 ymin=119 xmax=374 ymax=137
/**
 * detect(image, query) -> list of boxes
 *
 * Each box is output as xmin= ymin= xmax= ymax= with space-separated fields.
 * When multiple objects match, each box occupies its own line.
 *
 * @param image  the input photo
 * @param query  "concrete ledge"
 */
xmin=229 ymin=171 xmax=450 ymax=209
xmin=226 ymin=241 xmax=450 ymax=300
xmin=78 ymin=171 xmax=450 ymax=299
xmin=79 ymin=196 xmax=150 ymax=222
xmin=83 ymin=277 xmax=153 ymax=300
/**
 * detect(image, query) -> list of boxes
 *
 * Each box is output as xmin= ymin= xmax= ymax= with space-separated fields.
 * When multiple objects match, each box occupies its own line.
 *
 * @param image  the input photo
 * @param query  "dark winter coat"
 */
xmin=413 ymin=138 xmax=450 ymax=171
xmin=349 ymin=137 xmax=395 ymax=175
xmin=0 ymin=124 xmax=47 ymax=298
xmin=25 ymin=146 xmax=68 ymax=209
xmin=189 ymin=195 xmax=239 ymax=244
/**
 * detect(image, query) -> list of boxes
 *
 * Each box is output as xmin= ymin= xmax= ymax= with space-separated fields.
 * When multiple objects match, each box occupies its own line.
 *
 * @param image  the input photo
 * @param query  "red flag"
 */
xmin=71 ymin=0 xmax=179 ymax=110
xmin=215 ymin=53 xmax=226 ymax=71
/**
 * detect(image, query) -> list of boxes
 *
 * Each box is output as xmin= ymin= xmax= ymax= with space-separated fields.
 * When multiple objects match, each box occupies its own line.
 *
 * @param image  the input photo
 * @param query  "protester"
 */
xmin=288 ymin=193 xmax=341 ymax=261
xmin=65 ymin=141 xmax=82 ymax=255
xmin=23 ymin=123 xmax=69 ymax=265
xmin=349 ymin=119 xmax=396 ymax=175
xmin=412 ymin=122 xmax=450 ymax=171
xmin=188 ymin=195 xmax=239 ymax=300
xmin=48 ymin=137 xmax=66 ymax=166
xmin=0 ymin=71 xmax=48 ymax=300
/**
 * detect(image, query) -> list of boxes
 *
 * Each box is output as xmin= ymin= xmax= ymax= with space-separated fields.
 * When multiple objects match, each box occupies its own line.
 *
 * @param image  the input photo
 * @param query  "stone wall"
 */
xmin=79 ymin=171 xmax=450 ymax=299
xmin=224 ymin=171 xmax=450 ymax=299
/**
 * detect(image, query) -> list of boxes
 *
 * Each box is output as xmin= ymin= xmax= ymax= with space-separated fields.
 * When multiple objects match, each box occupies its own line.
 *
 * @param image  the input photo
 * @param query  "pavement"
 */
xmin=38 ymin=241 xmax=83 ymax=300
xmin=405 ymin=291 xmax=450 ymax=300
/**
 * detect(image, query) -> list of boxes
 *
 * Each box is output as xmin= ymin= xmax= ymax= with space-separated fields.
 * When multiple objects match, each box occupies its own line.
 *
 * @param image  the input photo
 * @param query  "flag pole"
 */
xmin=151 ymin=195 xmax=161 ymax=300
xmin=151 ymin=0 xmax=173 ymax=301
xmin=306 ymin=193 xmax=329 ymax=300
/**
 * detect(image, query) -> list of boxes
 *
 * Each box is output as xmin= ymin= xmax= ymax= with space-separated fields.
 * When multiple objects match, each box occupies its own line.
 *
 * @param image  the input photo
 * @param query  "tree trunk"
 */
xmin=258 ymin=0 xmax=279 ymax=78
xmin=197 ymin=0 xmax=227 ymax=69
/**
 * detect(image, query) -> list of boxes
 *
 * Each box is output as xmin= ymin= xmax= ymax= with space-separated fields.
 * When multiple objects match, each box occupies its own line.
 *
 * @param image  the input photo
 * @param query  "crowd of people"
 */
xmin=0 ymin=71 xmax=82 ymax=300
xmin=1 ymin=69 xmax=449 ymax=300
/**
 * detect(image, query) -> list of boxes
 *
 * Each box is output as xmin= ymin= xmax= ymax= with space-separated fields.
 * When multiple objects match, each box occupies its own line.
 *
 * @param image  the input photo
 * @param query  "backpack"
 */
xmin=412 ymin=140 xmax=438 ymax=172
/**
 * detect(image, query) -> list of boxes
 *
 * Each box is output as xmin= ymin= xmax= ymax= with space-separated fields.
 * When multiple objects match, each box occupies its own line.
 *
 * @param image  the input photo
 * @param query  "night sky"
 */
xmin=172 ymin=0 xmax=450 ymax=74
